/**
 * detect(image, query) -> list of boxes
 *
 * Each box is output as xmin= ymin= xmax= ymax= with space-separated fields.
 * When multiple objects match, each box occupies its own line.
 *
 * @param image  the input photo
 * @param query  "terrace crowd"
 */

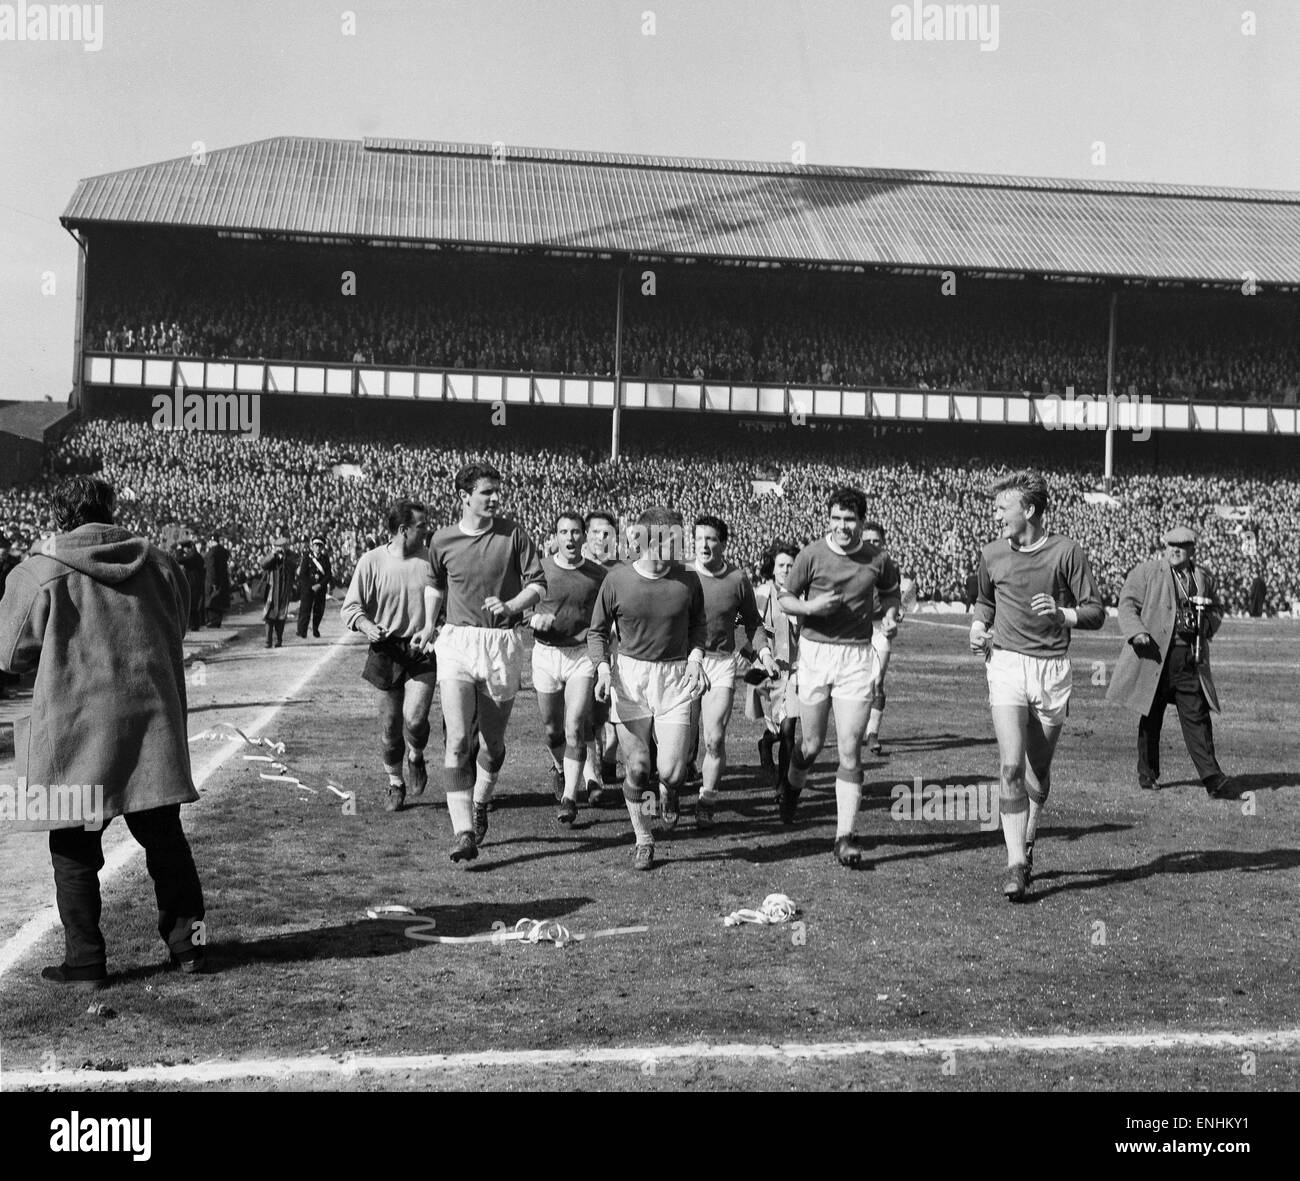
xmin=1 ymin=414 xmax=1296 ymax=616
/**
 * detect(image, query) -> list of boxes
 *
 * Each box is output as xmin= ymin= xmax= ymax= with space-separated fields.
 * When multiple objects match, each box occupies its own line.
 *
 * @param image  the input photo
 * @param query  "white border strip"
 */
xmin=5 ymin=1028 xmax=1299 ymax=1088
xmin=0 ymin=634 xmax=353 ymax=980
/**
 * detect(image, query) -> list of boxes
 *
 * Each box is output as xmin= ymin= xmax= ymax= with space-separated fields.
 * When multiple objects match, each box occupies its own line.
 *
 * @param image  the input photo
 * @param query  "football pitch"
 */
xmin=2 ymin=614 xmax=1298 ymax=1091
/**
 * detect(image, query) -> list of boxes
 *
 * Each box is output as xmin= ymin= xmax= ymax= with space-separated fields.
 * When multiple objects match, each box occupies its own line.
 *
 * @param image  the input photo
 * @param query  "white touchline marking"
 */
xmin=4 ymin=1028 xmax=1299 ymax=1088
xmin=0 ymin=633 xmax=354 ymax=980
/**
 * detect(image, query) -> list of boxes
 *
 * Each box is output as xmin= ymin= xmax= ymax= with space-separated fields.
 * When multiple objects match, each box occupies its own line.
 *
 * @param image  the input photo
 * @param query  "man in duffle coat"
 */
xmin=0 ymin=476 xmax=207 ymax=987
xmin=1105 ymin=525 xmax=1235 ymax=800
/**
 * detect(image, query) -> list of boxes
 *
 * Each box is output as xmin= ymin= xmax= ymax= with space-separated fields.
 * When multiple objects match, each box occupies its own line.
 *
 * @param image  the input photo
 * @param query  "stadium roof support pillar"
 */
xmin=610 ymin=264 xmax=626 ymax=462
xmin=65 ymin=226 xmax=87 ymax=411
xmin=1103 ymin=289 xmax=1118 ymax=494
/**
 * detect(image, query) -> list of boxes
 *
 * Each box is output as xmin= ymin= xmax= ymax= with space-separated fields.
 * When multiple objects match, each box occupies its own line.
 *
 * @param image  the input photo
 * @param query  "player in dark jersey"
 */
xmin=529 ymin=510 xmax=608 ymax=824
xmin=969 ymin=470 xmax=1104 ymax=901
xmin=588 ymin=506 xmax=707 ymax=870
xmin=340 ymin=500 xmax=437 ymax=813
xmin=778 ymin=487 xmax=901 ymax=867
xmin=582 ymin=510 xmax=622 ymax=804
xmin=862 ymin=521 xmax=901 ymax=757
xmin=690 ymin=515 xmax=776 ymax=828
xmin=416 ymin=462 xmax=546 ymax=864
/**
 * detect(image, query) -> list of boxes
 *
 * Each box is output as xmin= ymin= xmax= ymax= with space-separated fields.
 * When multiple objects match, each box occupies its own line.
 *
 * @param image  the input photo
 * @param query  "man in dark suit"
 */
xmin=172 ymin=537 xmax=206 ymax=632
xmin=296 ymin=536 xmax=333 ymax=639
xmin=1247 ymin=567 xmax=1267 ymax=617
xmin=203 ymin=532 xmax=231 ymax=627
xmin=1106 ymin=526 xmax=1234 ymax=799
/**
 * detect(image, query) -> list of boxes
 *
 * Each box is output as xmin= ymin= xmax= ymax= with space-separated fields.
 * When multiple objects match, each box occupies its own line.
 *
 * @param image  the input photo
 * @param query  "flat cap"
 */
xmin=1162 ymin=526 xmax=1198 ymax=546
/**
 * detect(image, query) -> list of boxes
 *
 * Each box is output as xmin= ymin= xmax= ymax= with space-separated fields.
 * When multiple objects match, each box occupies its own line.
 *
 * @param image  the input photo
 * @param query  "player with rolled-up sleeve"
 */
xmin=969 ymin=470 xmax=1104 ymax=901
xmin=414 ymin=462 xmax=545 ymax=864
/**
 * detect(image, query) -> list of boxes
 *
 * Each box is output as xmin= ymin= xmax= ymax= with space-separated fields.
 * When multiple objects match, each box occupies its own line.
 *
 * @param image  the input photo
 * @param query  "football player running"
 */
xmin=582 ymin=510 xmax=623 ymax=804
xmin=690 ymin=515 xmax=776 ymax=828
xmin=969 ymin=470 xmax=1104 ymax=901
xmin=529 ymin=510 xmax=609 ymax=824
xmin=415 ymin=462 xmax=546 ymax=864
xmin=588 ymin=507 xmax=707 ymax=870
xmin=778 ymin=488 xmax=901 ymax=868
xmin=862 ymin=521 xmax=901 ymax=757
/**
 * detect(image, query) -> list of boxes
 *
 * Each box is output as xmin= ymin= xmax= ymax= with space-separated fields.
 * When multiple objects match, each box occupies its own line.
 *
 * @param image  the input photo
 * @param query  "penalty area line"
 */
xmin=5 ymin=1028 xmax=1300 ymax=1089
xmin=0 ymin=632 xmax=354 ymax=982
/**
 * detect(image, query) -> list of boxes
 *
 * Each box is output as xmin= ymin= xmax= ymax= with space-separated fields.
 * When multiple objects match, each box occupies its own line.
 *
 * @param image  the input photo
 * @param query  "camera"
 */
xmin=1188 ymin=594 xmax=1212 ymax=663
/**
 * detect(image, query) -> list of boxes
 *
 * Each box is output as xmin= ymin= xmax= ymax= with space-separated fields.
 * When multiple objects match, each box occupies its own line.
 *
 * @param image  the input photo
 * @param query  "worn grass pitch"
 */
xmin=2 ymin=617 xmax=1298 ymax=1090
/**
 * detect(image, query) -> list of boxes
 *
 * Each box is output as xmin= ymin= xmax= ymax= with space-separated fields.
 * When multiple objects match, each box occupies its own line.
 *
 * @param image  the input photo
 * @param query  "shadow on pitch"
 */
xmin=868 ymin=821 xmax=1130 ymax=868
xmin=459 ymin=829 xmax=644 ymax=873
xmin=1027 ymin=849 xmax=1300 ymax=902
xmin=870 ymin=732 xmax=999 ymax=755
xmin=106 ymin=895 xmax=594 ymax=982
xmin=1155 ymin=771 xmax=1300 ymax=795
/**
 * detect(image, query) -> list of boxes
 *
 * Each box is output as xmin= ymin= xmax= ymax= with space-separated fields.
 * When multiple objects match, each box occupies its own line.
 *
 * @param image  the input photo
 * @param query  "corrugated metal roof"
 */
xmin=0 ymin=401 xmax=75 ymax=440
xmin=60 ymin=136 xmax=1300 ymax=284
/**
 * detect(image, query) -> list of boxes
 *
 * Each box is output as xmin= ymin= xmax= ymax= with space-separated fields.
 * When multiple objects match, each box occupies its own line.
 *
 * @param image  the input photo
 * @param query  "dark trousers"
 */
xmin=264 ymin=619 xmax=285 ymax=647
xmin=1138 ymin=644 xmax=1224 ymax=786
xmin=49 ymin=805 xmax=205 ymax=969
xmin=296 ymin=588 xmax=328 ymax=637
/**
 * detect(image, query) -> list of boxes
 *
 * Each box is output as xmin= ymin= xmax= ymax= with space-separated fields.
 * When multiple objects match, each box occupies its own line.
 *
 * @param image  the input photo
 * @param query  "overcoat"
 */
xmin=0 ymin=524 xmax=198 ymax=831
xmin=1105 ymin=558 xmax=1222 ymax=717
xmin=260 ymin=547 xmax=299 ymax=621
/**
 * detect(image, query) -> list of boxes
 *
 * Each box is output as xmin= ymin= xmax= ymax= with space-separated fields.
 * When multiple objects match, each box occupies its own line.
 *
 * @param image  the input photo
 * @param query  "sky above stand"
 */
xmin=2 ymin=0 xmax=1296 ymax=400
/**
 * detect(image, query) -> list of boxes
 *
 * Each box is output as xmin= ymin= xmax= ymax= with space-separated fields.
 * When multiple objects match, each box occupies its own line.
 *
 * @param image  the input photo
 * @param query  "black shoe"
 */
xmin=312 ymin=628 xmax=321 ymax=638
xmin=274 ymin=640 xmax=283 ymax=648
xmin=1207 ymin=776 xmax=1238 ymax=800
xmin=264 ymin=640 xmax=273 ymax=649
xmin=1001 ymin=862 xmax=1028 ymax=902
xmin=557 ymin=797 xmax=578 ymax=825
xmin=779 ymin=781 xmax=801 ymax=825
xmin=696 ymin=796 xmax=716 ymax=830
xmin=41 ymin=963 xmax=108 ymax=990
xmin=633 ymin=842 xmax=655 ymax=871
xmin=472 ymin=803 xmax=490 ymax=845
xmin=169 ymin=949 xmax=206 ymax=975
xmin=833 ymin=835 xmax=865 ymax=868
xmin=450 ymin=831 xmax=478 ymax=863
xmin=406 ymin=753 xmax=428 ymax=797
xmin=384 ymin=784 xmax=405 ymax=813
xmin=1138 ymin=777 xmax=1159 ymax=791
xmin=866 ymin=736 xmax=884 ymax=757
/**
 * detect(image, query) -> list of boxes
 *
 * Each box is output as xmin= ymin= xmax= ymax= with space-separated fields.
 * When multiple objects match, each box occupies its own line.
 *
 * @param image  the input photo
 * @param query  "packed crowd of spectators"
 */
xmin=2 ymin=414 xmax=1297 ymax=616
xmin=87 ymin=237 xmax=1300 ymax=404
